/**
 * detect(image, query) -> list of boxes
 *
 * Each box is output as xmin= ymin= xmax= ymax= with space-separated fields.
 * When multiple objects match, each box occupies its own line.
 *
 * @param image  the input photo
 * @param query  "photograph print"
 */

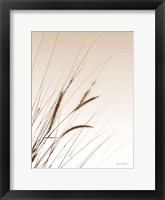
xmin=32 ymin=31 xmax=133 ymax=169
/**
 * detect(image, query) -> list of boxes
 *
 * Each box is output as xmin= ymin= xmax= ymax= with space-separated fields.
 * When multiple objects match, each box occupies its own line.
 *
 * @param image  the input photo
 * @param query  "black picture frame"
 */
xmin=0 ymin=0 xmax=165 ymax=199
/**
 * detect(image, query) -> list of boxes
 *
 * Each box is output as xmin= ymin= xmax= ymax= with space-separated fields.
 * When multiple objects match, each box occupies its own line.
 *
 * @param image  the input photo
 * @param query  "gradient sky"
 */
xmin=32 ymin=32 xmax=133 ymax=168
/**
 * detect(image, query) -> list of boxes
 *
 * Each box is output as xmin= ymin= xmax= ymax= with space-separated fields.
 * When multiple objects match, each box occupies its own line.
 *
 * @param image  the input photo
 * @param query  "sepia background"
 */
xmin=32 ymin=32 xmax=133 ymax=168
